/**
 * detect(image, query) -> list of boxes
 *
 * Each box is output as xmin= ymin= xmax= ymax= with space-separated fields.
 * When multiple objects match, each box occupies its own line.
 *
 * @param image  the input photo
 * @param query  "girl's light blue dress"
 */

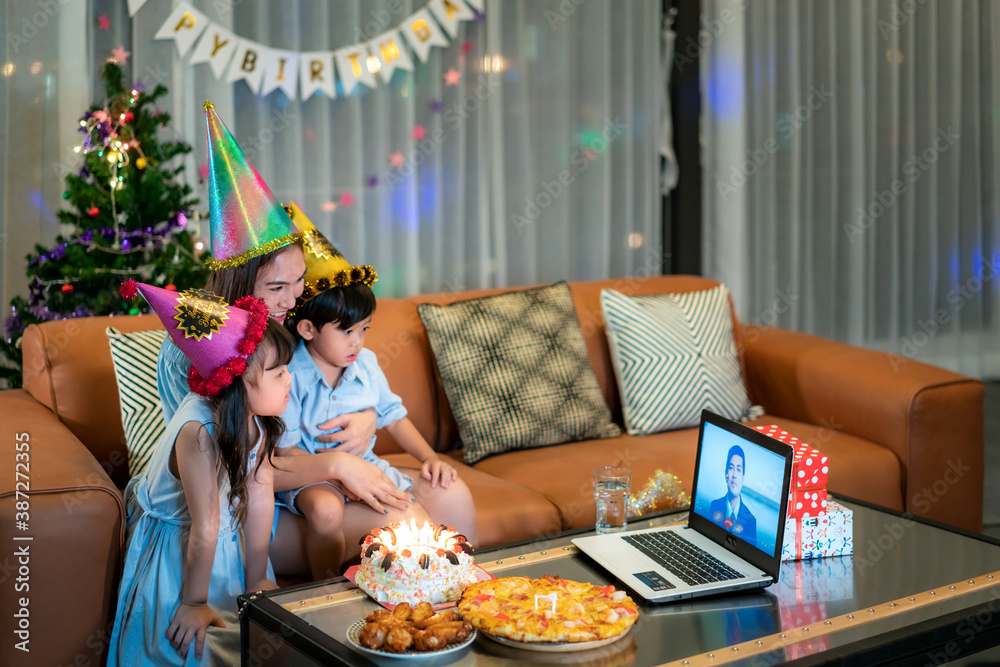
xmin=157 ymin=335 xmax=190 ymax=424
xmin=108 ymin=392 xmax=273 ymax=666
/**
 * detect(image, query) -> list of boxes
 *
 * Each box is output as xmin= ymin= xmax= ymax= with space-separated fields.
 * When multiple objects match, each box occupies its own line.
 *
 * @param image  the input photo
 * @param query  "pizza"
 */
xmin=457 ymin=575 xmax=638 ymax=643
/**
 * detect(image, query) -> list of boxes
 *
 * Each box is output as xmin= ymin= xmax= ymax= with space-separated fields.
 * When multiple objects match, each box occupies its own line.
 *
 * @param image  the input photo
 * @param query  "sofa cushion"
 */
xmin=601 ymin=285 xmax=755 ymax=434
xmin=106 ymin=327 xmax=168 ymax=476
xmin=417 ymin=282 xmax=620 ymax=465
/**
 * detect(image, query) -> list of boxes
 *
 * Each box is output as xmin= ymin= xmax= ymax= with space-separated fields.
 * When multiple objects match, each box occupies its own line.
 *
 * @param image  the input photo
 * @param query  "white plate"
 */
xmin=480 ymin=628 xmax=632 ymax=653
xmin=345 ymin=619 xmax=477 ymax=659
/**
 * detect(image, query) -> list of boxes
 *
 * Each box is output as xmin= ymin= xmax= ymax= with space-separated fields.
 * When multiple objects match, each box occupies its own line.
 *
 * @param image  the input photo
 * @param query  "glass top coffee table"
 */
xmin=240 ymin=497 xmax=1000 ymax=666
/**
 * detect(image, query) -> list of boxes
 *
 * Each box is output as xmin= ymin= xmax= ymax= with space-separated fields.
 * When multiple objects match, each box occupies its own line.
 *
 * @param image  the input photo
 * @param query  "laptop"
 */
xmin=573 ymin=410 xmax=794 ymax=602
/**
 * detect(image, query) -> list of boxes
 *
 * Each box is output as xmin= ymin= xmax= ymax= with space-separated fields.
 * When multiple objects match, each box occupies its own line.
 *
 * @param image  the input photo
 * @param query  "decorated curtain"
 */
xmin=1 ymin=0 xmax=663 ymax=311
xmin=702 ymin=0 xmax=1000 ymax=378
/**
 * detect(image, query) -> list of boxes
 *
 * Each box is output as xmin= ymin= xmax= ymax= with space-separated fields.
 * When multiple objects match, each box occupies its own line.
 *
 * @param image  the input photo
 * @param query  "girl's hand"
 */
xmin=421 ymin=455 xmax=458 ymax=489
xmin=335 ymin=455 xmax=412 ymax=513
xmin=166 ymin=602 xmax=225 ymax=660
xmin=316 ymin=407 xmax=377 ymax=456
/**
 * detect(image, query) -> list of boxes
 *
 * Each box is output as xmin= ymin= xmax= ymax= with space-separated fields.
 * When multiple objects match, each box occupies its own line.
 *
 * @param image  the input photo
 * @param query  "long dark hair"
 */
xmin=209 ymin=319 xmax=294 ymax=524
xmin=205 ymin=243 xmax=301 ymax=305
xmin=288 ymin=283 xmax=376 ymax=341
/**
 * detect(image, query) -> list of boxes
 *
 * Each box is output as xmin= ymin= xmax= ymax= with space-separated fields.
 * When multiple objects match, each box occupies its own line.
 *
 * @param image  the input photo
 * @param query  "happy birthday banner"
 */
xmin=127 ymin=0 xmax=483 ymax=100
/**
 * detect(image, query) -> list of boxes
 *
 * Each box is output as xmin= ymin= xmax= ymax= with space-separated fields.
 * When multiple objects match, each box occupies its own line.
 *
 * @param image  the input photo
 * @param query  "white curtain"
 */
xmin=703 ymin=0 xmax=1000 ymax=378
xmin=1 ymin=0 xmax=663 ymax=312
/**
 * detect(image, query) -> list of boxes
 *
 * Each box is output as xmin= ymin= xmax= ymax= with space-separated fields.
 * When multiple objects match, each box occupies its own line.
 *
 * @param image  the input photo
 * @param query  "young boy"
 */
xmin=276 ymin=206 xmax=477 ymax=579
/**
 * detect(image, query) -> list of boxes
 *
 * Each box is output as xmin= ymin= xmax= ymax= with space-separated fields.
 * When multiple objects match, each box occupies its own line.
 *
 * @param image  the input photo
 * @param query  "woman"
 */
xmin=156 ymin=103 xmax=419 ymax=577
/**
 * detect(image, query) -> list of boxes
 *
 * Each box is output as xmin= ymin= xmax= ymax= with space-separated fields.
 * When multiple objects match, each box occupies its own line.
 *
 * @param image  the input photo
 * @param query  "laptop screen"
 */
xmin=691 ymin=420 xmax=789 ymax=558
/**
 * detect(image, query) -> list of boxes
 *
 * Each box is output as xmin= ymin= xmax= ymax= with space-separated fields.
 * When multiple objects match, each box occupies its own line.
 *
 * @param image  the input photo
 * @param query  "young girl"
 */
xmin=109 ymin=281 xmax=294 ymax=665
xmin=276 ymin=208 xmax=477 ymax=579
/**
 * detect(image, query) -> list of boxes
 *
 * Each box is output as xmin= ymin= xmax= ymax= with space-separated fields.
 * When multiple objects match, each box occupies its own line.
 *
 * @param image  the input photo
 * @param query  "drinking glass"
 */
xmin=594 ymin=466 xmax=631 ymax=534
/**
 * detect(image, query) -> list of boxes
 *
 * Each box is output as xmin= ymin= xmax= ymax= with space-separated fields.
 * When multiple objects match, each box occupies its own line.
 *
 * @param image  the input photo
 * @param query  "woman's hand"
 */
xmin=166 ymin=602 xmax=225 ymax=660
xmin=420 ymin=454 xmax=458 ymax=489
xmin=316 ymin=407 xmax=377 ymax=456
xmin=334 ymin=455 xmax=413 ymax=514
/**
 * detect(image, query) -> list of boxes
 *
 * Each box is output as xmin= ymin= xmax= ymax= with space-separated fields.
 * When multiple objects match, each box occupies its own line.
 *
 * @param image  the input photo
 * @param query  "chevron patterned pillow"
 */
xmin=418 ymin=282 xmax=621 ymax=465
xmin=601 ymin=285 xmax=757 ymax=435
xmin=107 ymin=327 xmax=168 ymax=477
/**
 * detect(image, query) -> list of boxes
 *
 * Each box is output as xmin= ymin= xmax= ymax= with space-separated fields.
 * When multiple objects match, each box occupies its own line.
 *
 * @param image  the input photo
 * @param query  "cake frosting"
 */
xmin=355 ymin=520 xmax=479 ymax=605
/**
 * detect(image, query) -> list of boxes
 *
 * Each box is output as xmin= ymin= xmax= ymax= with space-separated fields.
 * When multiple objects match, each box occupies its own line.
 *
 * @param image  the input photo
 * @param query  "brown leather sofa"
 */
xmin=0 ymin=275 xmax=984 ymax=666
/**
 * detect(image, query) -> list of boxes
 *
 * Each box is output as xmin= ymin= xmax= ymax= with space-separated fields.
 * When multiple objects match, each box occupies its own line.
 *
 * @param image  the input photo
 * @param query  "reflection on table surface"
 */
xmin=263 ymin=499 xmax=1000 ymax=666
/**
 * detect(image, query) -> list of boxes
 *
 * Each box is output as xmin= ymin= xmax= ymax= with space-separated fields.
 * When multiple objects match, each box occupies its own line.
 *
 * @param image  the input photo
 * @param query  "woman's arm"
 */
xmin=384 ymin=418 xmax=457 ymax=489
xmin=166 ymin=421 xmax=225 ymax=660
xmin=243 ymin=444 xmax=277 ymax=592
xmin=271 ymin=449 xmax=342 ymax=492
xmin=273 ymin=447 xmax=412 ymax=512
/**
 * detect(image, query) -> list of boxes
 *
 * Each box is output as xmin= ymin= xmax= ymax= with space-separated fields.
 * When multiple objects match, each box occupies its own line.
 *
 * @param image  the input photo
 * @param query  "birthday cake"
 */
xmin=355 ymin=520 xmax=480 ymax=605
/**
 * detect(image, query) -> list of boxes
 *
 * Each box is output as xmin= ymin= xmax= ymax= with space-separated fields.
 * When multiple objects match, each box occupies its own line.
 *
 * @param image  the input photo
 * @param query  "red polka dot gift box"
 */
xmin=754 ymin=424 xmax=830 ymax=519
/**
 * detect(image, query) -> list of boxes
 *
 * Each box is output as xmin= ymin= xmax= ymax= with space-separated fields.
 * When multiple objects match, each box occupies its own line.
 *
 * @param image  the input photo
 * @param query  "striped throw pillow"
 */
xmin=107 ymin=327 xmax=167 ymax=476
xmin=601 ymin=285 xmax=757 ymax=435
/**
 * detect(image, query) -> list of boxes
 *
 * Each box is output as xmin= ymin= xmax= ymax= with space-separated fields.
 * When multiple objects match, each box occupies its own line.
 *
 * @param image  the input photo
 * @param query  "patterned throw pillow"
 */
xmin=600 ymin=285 xmax=758 ymax=435
xmin=106 ymin=327 xmax=167 ymax=476
xmin=418 ymin=282 xmax=621 ymax=465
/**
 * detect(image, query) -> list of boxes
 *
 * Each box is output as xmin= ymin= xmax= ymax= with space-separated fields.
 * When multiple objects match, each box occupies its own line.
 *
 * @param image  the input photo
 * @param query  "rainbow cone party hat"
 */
xmin=204 ymin=101 xmax=300 ymax=270
xmin=119 ymin=279 xmax=269 ymax=397
xmin=284 ymin=201 xmax=376 ymax=308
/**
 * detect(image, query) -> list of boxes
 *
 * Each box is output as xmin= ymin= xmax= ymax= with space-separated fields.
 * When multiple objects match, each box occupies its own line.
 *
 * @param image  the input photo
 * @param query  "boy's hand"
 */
xmin=336 ymin=456 xmax=412 ymax=513
xmin=166 ymin=602 xmax=225 ymax=660
xmin=316 ymin=407 xmax=377 ymax=456
xmin=421 ymin=455 xmax=458 ymax=489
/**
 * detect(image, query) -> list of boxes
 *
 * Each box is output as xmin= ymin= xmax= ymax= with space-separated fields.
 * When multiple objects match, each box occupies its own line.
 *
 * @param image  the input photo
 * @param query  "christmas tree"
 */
xmin=1 ymin=62 xmax=210 ymax=388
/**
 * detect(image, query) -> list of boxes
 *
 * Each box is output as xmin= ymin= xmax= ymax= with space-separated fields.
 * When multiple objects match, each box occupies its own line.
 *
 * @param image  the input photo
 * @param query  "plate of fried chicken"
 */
xmin=347 ymin=601 xmax=476 ymax=658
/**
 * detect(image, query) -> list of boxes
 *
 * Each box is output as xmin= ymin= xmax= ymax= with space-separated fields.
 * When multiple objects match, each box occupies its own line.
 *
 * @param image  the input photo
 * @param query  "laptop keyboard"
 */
xmin=622 ymin=531 xmax=744 ymax=587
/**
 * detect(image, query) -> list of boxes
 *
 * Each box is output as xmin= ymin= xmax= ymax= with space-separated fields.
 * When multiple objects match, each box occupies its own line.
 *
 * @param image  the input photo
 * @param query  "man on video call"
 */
xmin=709 ymin=444 xmax=757 ymax=548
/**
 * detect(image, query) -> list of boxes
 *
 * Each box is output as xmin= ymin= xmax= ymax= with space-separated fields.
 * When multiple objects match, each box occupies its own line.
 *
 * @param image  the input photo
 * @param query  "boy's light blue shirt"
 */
xmin=281 ymin=340 xmax=407 ymax=458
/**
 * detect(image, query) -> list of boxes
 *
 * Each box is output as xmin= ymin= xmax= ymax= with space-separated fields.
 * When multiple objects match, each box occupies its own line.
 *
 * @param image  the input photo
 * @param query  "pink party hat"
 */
xmin=203 ymin=101 xmax=300 ymax=270
xmin=120 ymin=279 xmax=268 ymax=397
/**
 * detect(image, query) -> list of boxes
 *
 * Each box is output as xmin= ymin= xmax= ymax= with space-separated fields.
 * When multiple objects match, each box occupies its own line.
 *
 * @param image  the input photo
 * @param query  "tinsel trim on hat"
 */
xmin=204 ymin=232 xmax=302 ymax=271
xmin=290 ymin=265 xmax=378 ymax=315
xmin=186 ymin=295 xmax=269 ymax=397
